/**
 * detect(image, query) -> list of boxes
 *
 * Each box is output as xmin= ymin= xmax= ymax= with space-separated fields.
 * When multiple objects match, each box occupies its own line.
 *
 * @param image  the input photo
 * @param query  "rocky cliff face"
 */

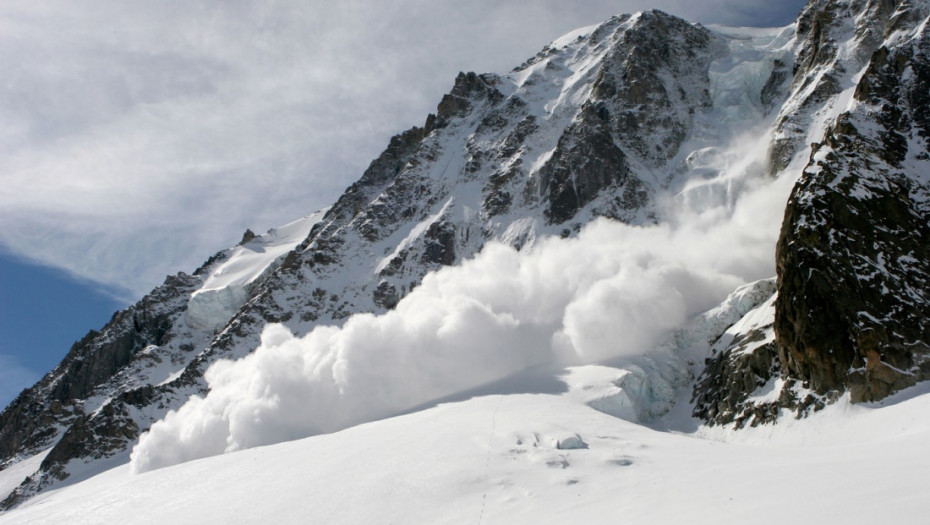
xmin=2 ymin=0 xmax=929 ymax=509
xmin=776 ymin=0 xmax=930 ymax=403
xmin=0 ymin=270 xmax=209 ymax=506
xmin=693 ymin=0 xmax=930 ymax=425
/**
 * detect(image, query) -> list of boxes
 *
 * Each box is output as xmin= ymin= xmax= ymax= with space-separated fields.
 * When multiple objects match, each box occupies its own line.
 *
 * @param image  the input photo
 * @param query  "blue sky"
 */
xmin=0 ymin=0 xmax=808 ymax=409
xmin=0 ymin=250 xmax=122 ymax=407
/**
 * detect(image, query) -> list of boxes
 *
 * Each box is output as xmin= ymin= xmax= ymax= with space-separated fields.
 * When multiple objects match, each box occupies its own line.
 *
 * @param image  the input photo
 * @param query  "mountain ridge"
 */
xmin=1 ymin=0 xmax=928 ymax=510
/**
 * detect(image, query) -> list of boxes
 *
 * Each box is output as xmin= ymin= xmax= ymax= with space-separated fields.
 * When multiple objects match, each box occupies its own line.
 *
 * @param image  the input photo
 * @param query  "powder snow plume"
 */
xmin=130 ymin=134 xmax=795 ymax=473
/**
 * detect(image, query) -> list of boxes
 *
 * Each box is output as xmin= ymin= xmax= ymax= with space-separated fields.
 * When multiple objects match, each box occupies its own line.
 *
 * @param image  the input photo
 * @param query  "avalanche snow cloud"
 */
xmin=130 ymin=139 xmax=795 ymax=473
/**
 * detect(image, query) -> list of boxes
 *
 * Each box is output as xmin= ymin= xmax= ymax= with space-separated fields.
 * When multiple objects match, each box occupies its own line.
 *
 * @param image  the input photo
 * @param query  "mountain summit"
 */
xmin=1 ymin=0 xmax=928 ymax=512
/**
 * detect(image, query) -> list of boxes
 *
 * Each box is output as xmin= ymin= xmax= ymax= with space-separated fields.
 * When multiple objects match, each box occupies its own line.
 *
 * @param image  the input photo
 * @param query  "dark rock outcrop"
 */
xmin=775 ymin=0 xmax=930 ymax=403
xmin=776 ymin=129 xmax=930 ymax=402
xmin=537 ymin=108 xmax=636 ymax=224
xmin=696 ymin=0 xmax=930 ymax=425
xmin=0 ymin=271 xmax=204 ymax=471
xmin=693 ymin=338 xmax=781 ymax=428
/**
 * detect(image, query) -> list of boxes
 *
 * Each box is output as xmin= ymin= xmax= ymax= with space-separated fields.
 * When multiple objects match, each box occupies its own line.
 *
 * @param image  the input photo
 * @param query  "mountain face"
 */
xmin=693 ymin=0 xmax=930 ymax=427
xmin=2 ymin=0 xmax=929 ymax=508
xmin=777 ymin=0 xmax=930 ymax=402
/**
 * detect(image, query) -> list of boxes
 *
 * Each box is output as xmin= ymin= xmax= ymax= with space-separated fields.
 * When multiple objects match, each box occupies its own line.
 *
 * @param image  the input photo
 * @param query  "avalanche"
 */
xmin=128 ymin=18 xmax=799 ymax=474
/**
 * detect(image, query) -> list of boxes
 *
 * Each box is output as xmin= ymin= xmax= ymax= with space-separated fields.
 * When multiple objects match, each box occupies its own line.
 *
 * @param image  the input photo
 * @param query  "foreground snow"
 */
xmin=2 ymin=367 xmax=927 ymax=524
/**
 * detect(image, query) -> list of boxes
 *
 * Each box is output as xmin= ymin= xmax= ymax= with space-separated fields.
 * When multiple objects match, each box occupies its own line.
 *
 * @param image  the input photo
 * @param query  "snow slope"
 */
xmin=0 ymin=451 xmax=48 ymax=506
xmin=2 ymin=371 xmax=928 ymax=524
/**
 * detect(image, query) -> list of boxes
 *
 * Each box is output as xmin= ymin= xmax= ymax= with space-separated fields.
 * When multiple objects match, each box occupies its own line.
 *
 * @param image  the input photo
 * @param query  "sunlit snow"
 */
xmin=5 ymin=379 xmax=930 ymax=524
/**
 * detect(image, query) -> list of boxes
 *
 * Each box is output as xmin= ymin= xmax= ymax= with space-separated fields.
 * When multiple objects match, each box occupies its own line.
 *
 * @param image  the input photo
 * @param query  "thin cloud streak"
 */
xmin=0 ymin=0 xmax=808 ymax=300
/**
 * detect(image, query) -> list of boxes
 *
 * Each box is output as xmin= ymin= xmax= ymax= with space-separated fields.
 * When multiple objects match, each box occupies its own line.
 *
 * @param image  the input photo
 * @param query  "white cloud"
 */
xmin=0 ymin=0 xmax=806 ymax=300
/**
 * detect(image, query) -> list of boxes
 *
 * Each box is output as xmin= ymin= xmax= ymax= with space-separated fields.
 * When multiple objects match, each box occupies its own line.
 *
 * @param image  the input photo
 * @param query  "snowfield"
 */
xmin=1 ymin=370 xmax=928 ymax=524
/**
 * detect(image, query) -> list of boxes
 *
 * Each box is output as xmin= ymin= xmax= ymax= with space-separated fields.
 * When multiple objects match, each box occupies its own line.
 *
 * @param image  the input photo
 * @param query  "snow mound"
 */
xmin=555 ymin=434 xmax=588 ymax=450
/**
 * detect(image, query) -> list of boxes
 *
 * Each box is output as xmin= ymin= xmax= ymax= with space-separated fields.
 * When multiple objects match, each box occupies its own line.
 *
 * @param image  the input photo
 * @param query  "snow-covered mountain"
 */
xmin=1 ymin=0 xmax=928 ymax=518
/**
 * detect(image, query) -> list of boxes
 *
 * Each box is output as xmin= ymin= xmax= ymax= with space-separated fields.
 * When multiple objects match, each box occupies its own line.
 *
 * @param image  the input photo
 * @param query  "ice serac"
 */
xmin=185 ymin=212 xmax=326 ymax=333
xmin=694 ymin=0 xmax=930 ymax=425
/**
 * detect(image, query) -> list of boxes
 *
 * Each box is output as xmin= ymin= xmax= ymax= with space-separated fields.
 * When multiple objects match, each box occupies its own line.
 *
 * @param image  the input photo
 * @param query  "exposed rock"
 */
xmin=0 ymin=271 xmax=204 ymax=470
xmin=693 ymin=339 xmax=781 ymax=428
xmin=775 ymin=125 xmax=930 ymax=402
xmin=775 ymin=0 xmax=930 ymax=403
xmin=1 ymin=399 xmax=139 ymax=510
xmin=239 ymin=229 xmax=257 ymax=245
xmin=766 ymin=0 xmax=850 ymax=175
xmin=592 ymin=11 xmax=719 ymax=166
xmin=537 ymin=10 xmax=718 ymax=223
xmin=761 ymin=58 xmax=791 ymax=113
xmin=691 ymin=282 xmax=784 ymax=428
xmin=421 ymin=220 xmax=457 ymax=266
xmin=693 ymin=0 xmax=930 ymax=426
xmin=436 ymin=72 xmax=504 ymax=126
xmin=537 ymin=108 xmax=636 ymax=224
xmin=373 ymin=281 xmax=400 ymax=310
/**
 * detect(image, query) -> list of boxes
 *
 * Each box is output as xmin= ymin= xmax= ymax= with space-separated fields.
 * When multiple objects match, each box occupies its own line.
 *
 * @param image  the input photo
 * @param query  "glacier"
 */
xmin=185 ymin=210 xmax=327 ymax=332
